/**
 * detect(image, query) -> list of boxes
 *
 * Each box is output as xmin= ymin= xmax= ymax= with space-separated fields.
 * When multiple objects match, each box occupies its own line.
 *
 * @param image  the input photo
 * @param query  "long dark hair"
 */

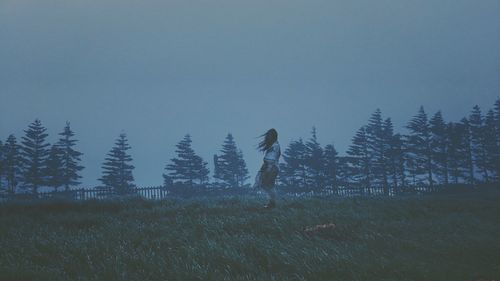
xmin=257 ymin=128 xmax=278 ymax=152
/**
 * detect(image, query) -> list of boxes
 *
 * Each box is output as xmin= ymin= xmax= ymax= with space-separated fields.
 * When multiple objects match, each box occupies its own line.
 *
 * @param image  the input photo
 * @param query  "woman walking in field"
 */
xmin=254 ymin=128 xmax=281 ymax=209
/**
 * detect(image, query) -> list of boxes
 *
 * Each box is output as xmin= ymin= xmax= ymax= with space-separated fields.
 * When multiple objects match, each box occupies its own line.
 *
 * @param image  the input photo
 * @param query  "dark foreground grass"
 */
xmin=0 ymin=190 xmax=499 ymax=281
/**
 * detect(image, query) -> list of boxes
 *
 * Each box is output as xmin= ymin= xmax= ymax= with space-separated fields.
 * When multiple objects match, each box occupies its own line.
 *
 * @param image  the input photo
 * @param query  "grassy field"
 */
xmin=0 ymin=189 xmax=499 ymax=281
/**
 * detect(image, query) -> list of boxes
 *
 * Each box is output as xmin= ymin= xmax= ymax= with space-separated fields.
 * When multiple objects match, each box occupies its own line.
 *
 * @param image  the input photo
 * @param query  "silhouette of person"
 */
xmin=254 ymin=128 xmax=281 ymax=209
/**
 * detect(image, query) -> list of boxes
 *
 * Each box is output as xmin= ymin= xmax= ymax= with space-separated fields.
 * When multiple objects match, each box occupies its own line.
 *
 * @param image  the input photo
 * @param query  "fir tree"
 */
xmin=406 ymin=106 xmax=433 ymax=187
xmin=429 ymin=111 xmax=449 ymax=185
xmin=382 ymin=118 xmax=399 ymax=194
xmin=305 ymin=127 xmax=325 ymax=189
xmin=56 ymin=122 xmax=84 ymax=190
xmin=484 ymin=110 xmax=498 ymax=181
xmin=213 ymin=154 xmax=222 ymax=184
xmin=3 ymin=135 xmax=22 ymax=194
xmin=280 ymin=139 xmax=308 ymax=187
xmin=0 ymin=140 xmax=3 ymax=190
xmin=347 ymin=126 xmax=371 ymax=191
xmin=460 ymin=118 xmax=475 ymax=185
xmin=21 ymin=119 xmax=50 ymax=193
xmin=367 ymin=110 xmax=395 ymax=193
xmin=469 ymin=106 xmax=489 ymax=182
xmin=236 ymin=149 xmax=250 ymax=187
xmin=163 ymin=174 xmax=174 ymax=188
xmin=45 ymin=145 xmax=64 ymax=191
xmin=494 ymin=99 xmax=500 ymax=179
xmin=99 ymin=133 xmax=135 ymax=194
xmin=336 ymin=156 xmax=351 ymax=187
xmin=323 ymin=143 xmax=338 ymax=191
xmin=366 ymin=109 xmax=386 ymax=190
xmin=447 ymin=122 xmax=467 ymax=184
xmin=164 ymin=134 xmax=209 ymax=187
xmin=0 ymin=140 xmax=4 ymax=190
xmin=388 ymin=133 xmax=407 ymax=190
xmin=213 ymin=133 xmax=249 ymax=188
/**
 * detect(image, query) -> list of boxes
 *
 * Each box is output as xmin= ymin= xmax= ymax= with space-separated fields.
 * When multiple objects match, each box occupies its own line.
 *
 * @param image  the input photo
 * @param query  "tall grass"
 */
xmin=0 ymin=191 xmax=499 ymax=281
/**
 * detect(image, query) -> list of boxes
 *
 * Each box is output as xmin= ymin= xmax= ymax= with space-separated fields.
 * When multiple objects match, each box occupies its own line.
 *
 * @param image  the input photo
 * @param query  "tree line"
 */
xmin=278 ymin=99 xmax=500 ymax=194
xmin=0 ymin=122 xmax=250 ymax=194
xmin=0 ymin=121 xmax=84 ymax=194
xmin=1 ymin=99 xmax=499 ymax=195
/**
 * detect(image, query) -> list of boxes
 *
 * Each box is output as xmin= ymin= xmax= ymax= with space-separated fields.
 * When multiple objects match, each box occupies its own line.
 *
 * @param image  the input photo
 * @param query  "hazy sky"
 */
xmin=1 ymin=0 xmax=499 ymax=187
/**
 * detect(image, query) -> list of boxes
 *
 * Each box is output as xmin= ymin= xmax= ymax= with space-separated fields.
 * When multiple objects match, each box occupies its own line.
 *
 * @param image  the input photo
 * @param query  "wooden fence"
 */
xmin=41 ymin=186 xmax=170 ymax=201
xmin=0 ymin=184 xmax=439 ymax=202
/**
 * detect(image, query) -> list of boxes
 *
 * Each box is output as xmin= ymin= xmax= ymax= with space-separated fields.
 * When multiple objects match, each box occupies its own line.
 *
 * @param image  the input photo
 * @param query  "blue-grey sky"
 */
xmin=1 ymin=0 xmax=499 ymax=187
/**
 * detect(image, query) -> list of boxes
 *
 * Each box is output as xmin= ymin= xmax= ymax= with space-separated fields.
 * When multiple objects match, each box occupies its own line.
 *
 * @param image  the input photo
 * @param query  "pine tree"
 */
xmin=99 ymin=133 xmax=135 ymax=194
xmin=163 ymin=174 xmax=174 ymax=188
xmin=469 ymin=106 xmax=490 ymax=182
xmin=236 ymin=149 xmax=250 ymax=187
xmin=336 ymin=156 xmax=351 ymax=187
xmin=0 ymin=140 xmax=4 ymax=190
xmin=347 ymin=126 xmax=371 ymax=192
xmin=388 ymin=133 xmax=406 ymax=190
xmin=280 ymin=139 xmax=308 ymax=187
xmin=381 ymin=118 xmax=398 ymax=194
xmin=406 ymin=106 xmax=433 ymax=187
xmin=366 ymin=109 xmax=386 ymax=190
xmin=164 ymin=134 xmax=209 ymax=187
xmin=56 ymin=122 xmax=84 ymax=190
xmin=429 ymin=111 xmax=449 ymax=185
xmin=213 ymin=134 xmax=249 ymax=188
xmin=447 ymin=122 xmax=467 ymax=184
xmin=305 ymin=127 xmax=325 ymax=189
xmin=21 ymin=119 xmax=50 ymax=194
xmin=484 ymin=110 xmax=498 ymax=181
xmin=213 ymin=154 xmax=222 ymax=185
xmin=45 ymin=145 xmax=64 ymax=191
xmin=323 ymin=143 xmax=338 ymax=191
xmin=494 ymin=99 xmax=500 ymax=180
xmin=460 ymin=118 xmax=475 ymax=185
xmin=3 ymin=135 xmax=22 ymax=194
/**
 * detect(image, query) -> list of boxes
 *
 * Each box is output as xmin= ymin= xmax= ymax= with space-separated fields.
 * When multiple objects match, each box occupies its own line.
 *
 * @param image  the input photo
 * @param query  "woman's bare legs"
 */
xmin=263 ymin=187 xmax=276 ymax=208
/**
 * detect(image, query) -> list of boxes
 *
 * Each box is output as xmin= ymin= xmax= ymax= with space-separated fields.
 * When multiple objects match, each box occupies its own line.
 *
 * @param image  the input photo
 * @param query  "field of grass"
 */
xmin=0 ymin=189 xmax=499 ymax=281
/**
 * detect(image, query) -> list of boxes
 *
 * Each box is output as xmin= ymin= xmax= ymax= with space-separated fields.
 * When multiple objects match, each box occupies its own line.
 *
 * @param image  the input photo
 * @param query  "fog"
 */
xmin=1 ymin=0 xmax=499 ymax=186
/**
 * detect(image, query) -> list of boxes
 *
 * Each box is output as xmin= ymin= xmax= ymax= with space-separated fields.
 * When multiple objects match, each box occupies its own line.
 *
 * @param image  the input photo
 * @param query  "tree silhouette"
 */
xmin=347 ymin=126 xmax=371 ymax=191
xmin=45 ymin=145 xmax=64 ymax=191
xmin=460 ymin=118 xmax=475 ymax=185
xmin=469 ymin=106 xmax=490 ymax=182
xmin=21 ymin=119 xmax=50 ymax=194
xmin=280 ymin=139 xmax=308 ymax=188
xmin=57 ymin=122 xmax=84 ymax=190
xmin=366 ymin=109 xmax=390 ymax=192
xmin=0 ymin=140 xmax=4 ymax=191
xmin=164 ymin=134 xmax=209 ymax=187
xmin=484 ymin=110 xmax=498 ymax=181
xmin=323 ymin=143 xmax=339 ymax=191
xmin=99 ymin=133 xmax=135 ymax=194
xmin=305 ymin=127 xmax=325 ymax=189
xmin=3 ymin=135 xmax=22 ymax=194
xmin=406 ymin=106 xmax=433 ymax=187
xmin=213 ymin=133 xmax=249 ymax=188
xmin=429 ymin=111 xmax=449 ymax=185
xmin=494 ymin=99 xmax=500 ymax=179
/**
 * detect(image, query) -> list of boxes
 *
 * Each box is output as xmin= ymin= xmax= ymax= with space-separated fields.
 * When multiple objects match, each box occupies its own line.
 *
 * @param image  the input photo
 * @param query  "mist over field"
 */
xmin=1 ymin=0 xmax=499 ymax=187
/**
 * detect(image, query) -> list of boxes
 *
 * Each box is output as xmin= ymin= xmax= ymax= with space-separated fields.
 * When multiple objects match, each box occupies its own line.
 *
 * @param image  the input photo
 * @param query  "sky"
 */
xmin=1 ymin=0 xmax=499 ymax=187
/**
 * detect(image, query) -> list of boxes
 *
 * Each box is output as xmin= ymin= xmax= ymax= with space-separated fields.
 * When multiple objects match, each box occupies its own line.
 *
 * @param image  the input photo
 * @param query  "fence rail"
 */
xmin=0 ymin=184 xmax=447 ymax=202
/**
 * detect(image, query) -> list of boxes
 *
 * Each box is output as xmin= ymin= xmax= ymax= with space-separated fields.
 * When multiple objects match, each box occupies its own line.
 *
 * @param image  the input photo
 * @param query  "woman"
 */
xmin=254 ymin=128 xmax=281 ymax=209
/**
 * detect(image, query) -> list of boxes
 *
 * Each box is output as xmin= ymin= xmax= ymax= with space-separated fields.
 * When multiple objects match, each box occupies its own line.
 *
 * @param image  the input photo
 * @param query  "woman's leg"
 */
xmin=258 ymin=162 xmax=278 ymax=208
xmin=264 ymin=187 xmax=277 ymax=203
